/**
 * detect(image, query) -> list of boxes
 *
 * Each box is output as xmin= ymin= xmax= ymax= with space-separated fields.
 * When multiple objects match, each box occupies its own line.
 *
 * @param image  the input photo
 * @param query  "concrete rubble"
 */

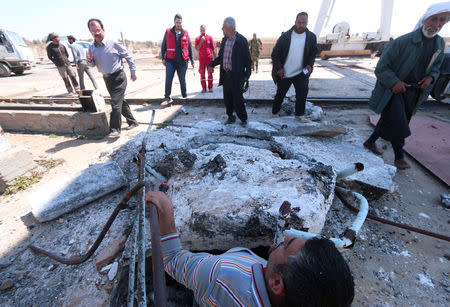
xmin=95 ymin=235 xmax=128 ymax=270
xmin=30 ymin=161 xmax=127 ymax=222
xmin=0 ymin=125 xmax=36 ymax=194
xmin=97 ymin=115 xmax=396 ymax=251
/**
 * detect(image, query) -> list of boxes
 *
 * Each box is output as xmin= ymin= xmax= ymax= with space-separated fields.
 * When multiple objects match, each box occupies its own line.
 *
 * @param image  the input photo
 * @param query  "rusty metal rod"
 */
xmin=335 ymin=189 xmax=450 ymax=242
xmin=28 ymin=182 xmax=145 ymax=265
xmin=147 ymin=182 xmax=168 ymax=307
xmin=137 ymin=151 xmax=147 ymax=306
xmin=143 ymin=110 xmax=167 ymax=306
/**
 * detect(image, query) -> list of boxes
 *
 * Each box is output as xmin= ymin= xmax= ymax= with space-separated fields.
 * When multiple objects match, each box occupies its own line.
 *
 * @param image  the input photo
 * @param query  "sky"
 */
xmin=2 ymin=0 xmax=449 ymax=42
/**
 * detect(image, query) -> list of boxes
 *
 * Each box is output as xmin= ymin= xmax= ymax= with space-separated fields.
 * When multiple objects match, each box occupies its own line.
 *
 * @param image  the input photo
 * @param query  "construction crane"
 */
xmin=313 ymin=0 xmax=394 ymax=59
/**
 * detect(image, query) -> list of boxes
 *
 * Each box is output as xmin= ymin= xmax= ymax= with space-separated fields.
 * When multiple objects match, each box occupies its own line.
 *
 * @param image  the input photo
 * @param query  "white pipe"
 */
xmin=336 ymin=163 xmax=364 ymax=181
xmin=283 ymin=187 xmax=368 ymax=249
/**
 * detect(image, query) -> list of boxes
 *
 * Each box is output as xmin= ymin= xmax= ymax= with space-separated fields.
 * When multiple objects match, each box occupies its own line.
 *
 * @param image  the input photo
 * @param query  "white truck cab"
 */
xmin=0 ymin=29 xmax=35 ymax=77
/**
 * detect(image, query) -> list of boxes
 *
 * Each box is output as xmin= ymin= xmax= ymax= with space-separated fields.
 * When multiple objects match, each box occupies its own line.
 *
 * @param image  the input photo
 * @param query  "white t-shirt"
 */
xmin=283 ymin=31 xmax=306 ymax=78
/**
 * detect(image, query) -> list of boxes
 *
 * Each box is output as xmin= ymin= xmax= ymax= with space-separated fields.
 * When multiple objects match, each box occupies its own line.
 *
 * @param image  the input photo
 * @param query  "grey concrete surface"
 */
xmin=0 ymin=147 xmax=36 ymax=193
xmin=0 ymin=57 xmax=378 ymax=100
xmin=30 ymin=161 xmax=127 ymax=222
xmin=0 ymin=110 xmax=110 ymax=136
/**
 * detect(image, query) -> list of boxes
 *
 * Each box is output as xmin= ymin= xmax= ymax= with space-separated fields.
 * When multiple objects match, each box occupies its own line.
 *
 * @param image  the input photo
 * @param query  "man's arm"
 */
xmin=62 ymin=45 xmax=69 ymax=59
xmin=209 ymin=38 xmax=225 ymax=67
xmin=161 ymin=31 xmax=167 ymax=65
xmin=46 ymin=45 xmax=55 ymax=64
xmin=145 ymin=192 xmax=220 ymax=300
xmin=115 ymin=42 xmax=137 ymax=79
xmin=271 ymin=35 xmax=284 ymax=75
xmin=374 ymin=38 xmax=403 ymax=90
xmin=305 ymin=33 xmax=318 ymax=76
xmin=188 ymin=38 xmax=194 ymax=67
xmin=242 ymin=36 xmax=252 ymax=80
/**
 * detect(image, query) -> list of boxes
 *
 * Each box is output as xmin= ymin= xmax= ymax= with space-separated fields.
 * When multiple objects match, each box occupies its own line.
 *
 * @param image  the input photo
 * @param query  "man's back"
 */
xmin=162 ymin=234 xmax=271 ymax=306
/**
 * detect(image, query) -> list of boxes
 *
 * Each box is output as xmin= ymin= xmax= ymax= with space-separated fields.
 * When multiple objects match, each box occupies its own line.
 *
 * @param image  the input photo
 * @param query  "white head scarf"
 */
xmin=414 ymin=2 xmax=450 ymax=30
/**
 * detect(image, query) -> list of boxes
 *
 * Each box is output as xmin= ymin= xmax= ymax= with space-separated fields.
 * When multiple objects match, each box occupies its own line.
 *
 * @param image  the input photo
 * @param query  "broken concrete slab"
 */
xmin=280 ymin=100 xmax=324 ymax=121
xmin=95 ymin=235 xmax=127 ymax=270
xmin=94 ymin=118 xmax=395 ymax=251
xmin=0 ymin=146 xmax=36 ymax=194
xmin=0 ymin=110 xmax=110 ymax=136
xmin=167 ymin=143 xmax=335 ymax=251
xmin=276 ymin=135 xmax=397 ymax=198
xmin=30 ymin=161 xmax=127 ymax=222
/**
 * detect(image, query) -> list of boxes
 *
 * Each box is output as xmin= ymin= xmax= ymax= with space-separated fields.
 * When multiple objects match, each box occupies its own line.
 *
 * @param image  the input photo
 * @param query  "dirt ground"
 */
xmin=0 ymin=54 xmax=449 ymax=306
xmin=0 ymin=100 xmax=448 ymax=306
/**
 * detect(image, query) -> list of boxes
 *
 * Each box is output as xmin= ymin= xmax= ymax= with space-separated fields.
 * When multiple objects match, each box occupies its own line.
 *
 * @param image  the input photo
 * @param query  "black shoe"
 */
xmin=224 ymin=115 xmax=236 ymax=125
xmin=240 ymin=120 xmax=247 ymax=127
xmin=363 ymin=140 xmax=383 ymax=156
xmin=125 ymin=123 xmax=139 ymax=130
xmin=109 ymin=129 xmax=120 ymax=137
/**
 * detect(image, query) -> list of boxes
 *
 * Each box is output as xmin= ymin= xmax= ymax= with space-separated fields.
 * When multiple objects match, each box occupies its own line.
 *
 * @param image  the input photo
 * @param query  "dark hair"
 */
xmin=296 ymin=12 xmax=308 ymax=19
xmin=174 ymin=14 xmax=182 ymax=21
xmin=87 ymin=18 xmax=104 ymax=30
xmin=67 ymin=35 xmax=76 ymax=42
xmin=275 ymin=238 xmax=355 ymax=307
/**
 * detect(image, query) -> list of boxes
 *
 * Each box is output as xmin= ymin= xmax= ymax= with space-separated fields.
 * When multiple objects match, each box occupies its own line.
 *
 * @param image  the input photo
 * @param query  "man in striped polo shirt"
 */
xmin=145 ymin=191 xmax=355 ymax=307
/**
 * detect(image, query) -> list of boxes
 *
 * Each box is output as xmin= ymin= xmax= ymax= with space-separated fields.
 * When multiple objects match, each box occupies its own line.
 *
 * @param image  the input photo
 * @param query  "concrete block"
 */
xmin=0 ymin=110 xmax=109 ymax=136
xmin=0 ymin=126 xmax=11 ymax=153
xmin=30 ymin=161 xmax=127 ymax=222
xmin=0 ymin=147 xmax=36 ymax=194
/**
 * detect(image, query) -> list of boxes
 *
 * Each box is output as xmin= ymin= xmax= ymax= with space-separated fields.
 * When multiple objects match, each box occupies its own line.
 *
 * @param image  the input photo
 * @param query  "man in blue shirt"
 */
xmin=86 ymin=19 xmax=139 ymax=137
xmin=145 ymin=191 xmax=355 ymax=307
xmin=67 ymin=35 xmax=98 ymax=91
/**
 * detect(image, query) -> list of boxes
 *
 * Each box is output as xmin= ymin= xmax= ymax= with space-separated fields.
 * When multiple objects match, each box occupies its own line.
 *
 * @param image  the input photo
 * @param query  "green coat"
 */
xmin=368 ymin=28 xmax=445 ymax=114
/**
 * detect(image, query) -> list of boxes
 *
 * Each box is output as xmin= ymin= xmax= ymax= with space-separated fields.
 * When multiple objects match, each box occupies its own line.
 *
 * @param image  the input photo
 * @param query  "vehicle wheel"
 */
xmin=14 ymin=69 xmax=24 ymax=75
xmin=0 ymin=63 xmax=11 ymax=77
xmin=431 ymin=75 xmax=449 ymax=102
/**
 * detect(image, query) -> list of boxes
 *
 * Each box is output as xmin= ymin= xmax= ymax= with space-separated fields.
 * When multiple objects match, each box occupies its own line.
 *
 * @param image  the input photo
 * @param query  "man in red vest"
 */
xmin=195 ymin=25 xmax=216 ymax=93
xmin=161 ymin=14 xmax=194 ymax=104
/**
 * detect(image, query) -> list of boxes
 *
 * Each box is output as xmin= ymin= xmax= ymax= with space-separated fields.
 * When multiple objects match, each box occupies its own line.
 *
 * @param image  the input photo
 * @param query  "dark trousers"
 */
xmin=223 ymin=71 xmax=247 ymax=121
xmin=367 ymin=89 xmax=419 ymax=160
xmin=273 ymin=73 xmax=309 ymax=116
xmin=103 ymin=70 xmax=138 ymax=131
xmin=165 ymin=59 xmax=188 ymax=98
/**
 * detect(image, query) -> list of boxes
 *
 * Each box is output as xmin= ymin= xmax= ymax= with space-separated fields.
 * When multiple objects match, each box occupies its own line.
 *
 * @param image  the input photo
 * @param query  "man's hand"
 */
xmin=392 ymin=81 xmax=410 ymax=94
xmin=277 ymin=68 xmax=285 ymax=78
xmin=145 ymin=191 xmax=176 ymax=235
xmin=131 ymin=74 xmax=137 ymax=82
xmin=305 ymin=65 xmax=312 ymax=77
xmin=162 ymin=59 xmax=166 ymax=66
xmin=76 ymin=64 xmax=79 ymax=70
xmin=418 ymin=76 xmax=433 ymax=89
xmin=243 ymin=77 xmax=248 ymax=82
xmin=191 ymin=62 xmax=195 ymax=69
xmin=86 ymin=52 xmax=93 ymax=62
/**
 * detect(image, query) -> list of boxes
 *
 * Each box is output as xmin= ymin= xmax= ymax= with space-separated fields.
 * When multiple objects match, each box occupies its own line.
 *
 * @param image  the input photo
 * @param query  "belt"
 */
xmin=224 ymin=69 xmax=232 ymax=74
xmin=103 ymin=69 xmax=123 ymax=78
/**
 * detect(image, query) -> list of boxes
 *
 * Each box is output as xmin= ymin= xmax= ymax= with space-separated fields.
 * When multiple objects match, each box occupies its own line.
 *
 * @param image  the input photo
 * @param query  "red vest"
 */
xmin=166 ymin=28 xmax=190 ymax=60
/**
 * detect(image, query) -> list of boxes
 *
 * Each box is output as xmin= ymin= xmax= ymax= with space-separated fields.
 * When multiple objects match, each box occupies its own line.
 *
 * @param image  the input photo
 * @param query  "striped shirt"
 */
xmin=162 ymin=233 xmax=272 ymax=307
xmin=223 ymin=34 xmax=236 ymax=71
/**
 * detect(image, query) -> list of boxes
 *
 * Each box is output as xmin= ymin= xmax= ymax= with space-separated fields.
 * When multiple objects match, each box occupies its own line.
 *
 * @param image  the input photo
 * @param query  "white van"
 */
xmin=0 ymin=29 xmax=35 ymax=77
